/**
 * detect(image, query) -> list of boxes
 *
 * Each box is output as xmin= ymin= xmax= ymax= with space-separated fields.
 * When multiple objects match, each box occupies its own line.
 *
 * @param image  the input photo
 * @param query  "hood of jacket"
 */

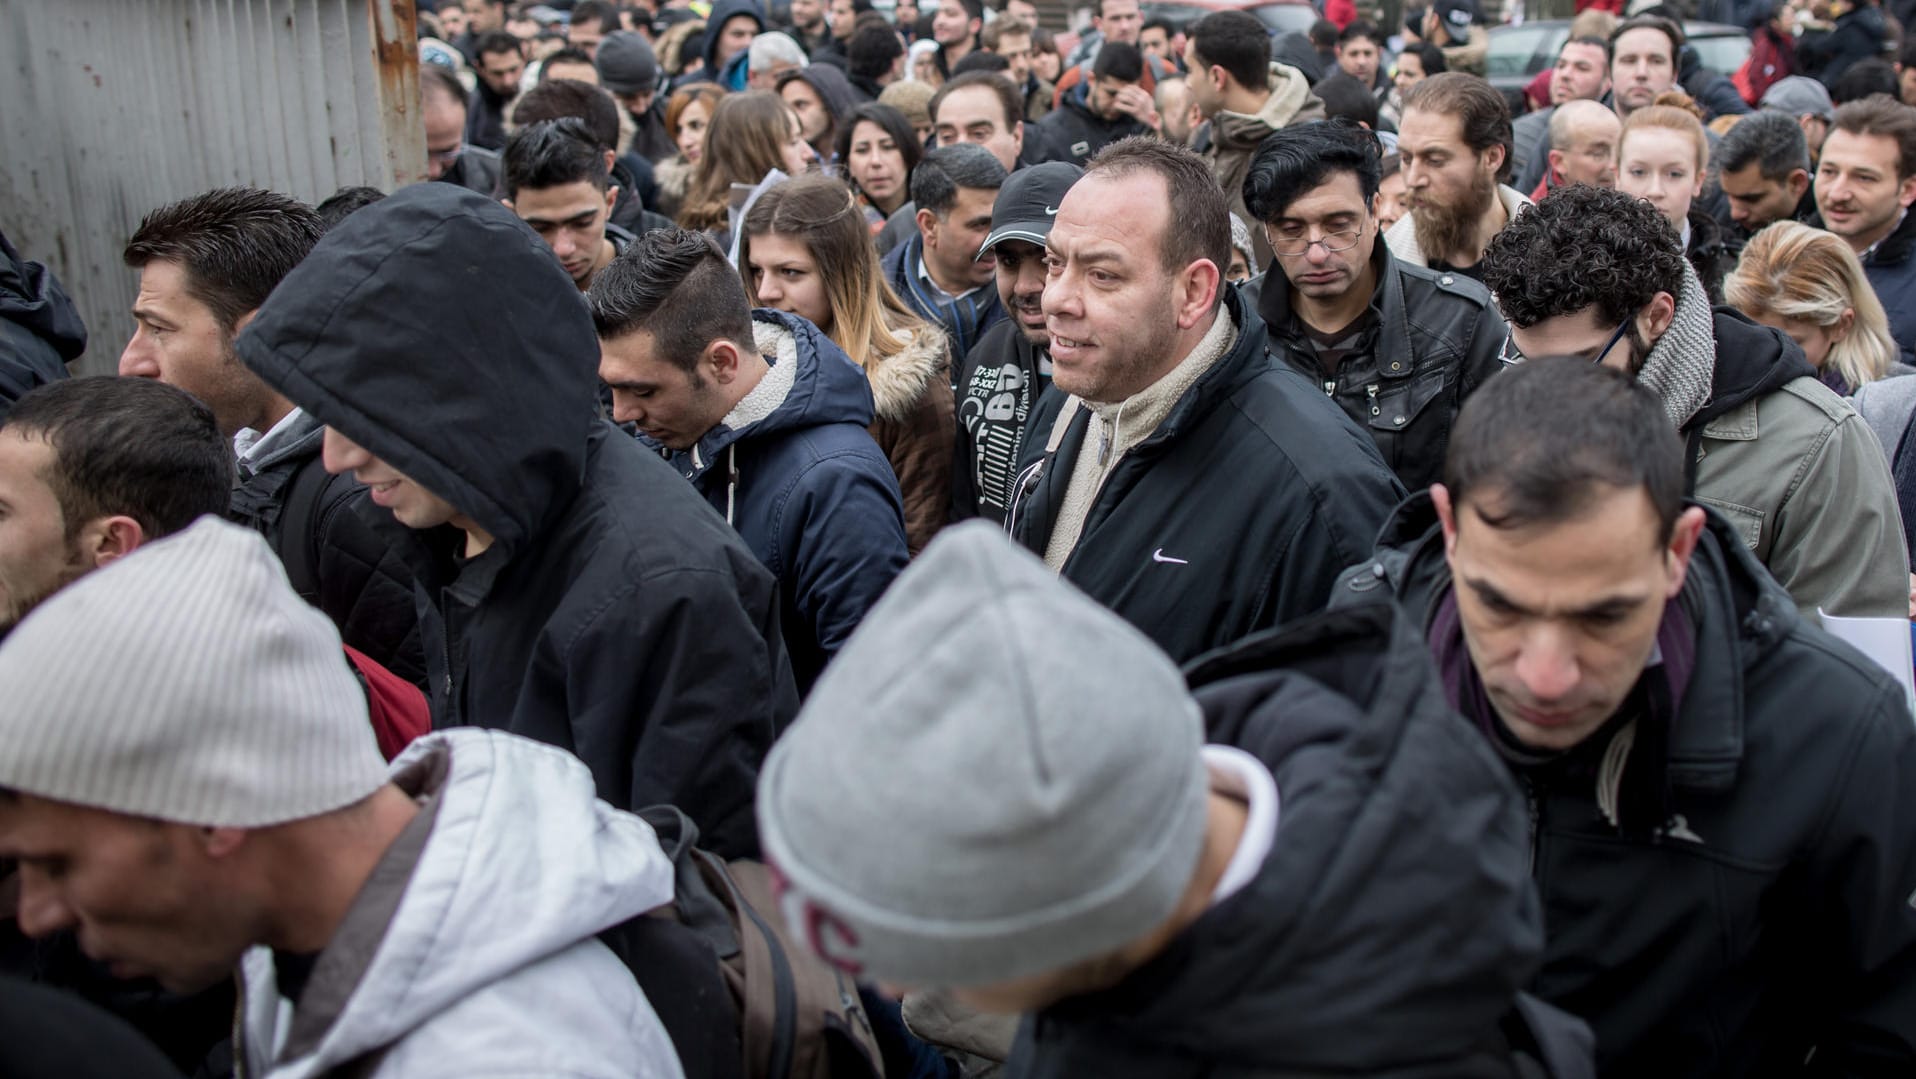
xmin=235 ymin=183 xmax=599 ymax=560
xmin=797 ymin=64 xmax=860 ymax=128
xmin=655 ymin=309 xmax=877 ymax=480
xmin=1210 ymin=63 xmax=1322 ymax=152
xmin=1029 ymin=602 xmax=1550 ymax=1071
xmin=1688 ymin=306 xmax=1814 ymax=430
xmin=245 ymin=728 xmax=676 ymax=1075
xmin=870 ymin=321 xmax=946 ymax=424
xmin=704 ymin=0 xmax=765 ymax=75
xmin=0 ymin=230 xmax=86 ymax=361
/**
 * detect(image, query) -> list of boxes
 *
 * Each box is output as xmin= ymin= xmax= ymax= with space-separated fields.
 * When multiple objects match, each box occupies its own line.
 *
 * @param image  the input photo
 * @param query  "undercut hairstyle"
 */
xmin=835 ymin=104 xmax=925 ymax=185
xmin=570 ymin=0 xmax=620 ymax=33
xmin=1713 ymin=108 xmax=1809 ymax=180
xmin=419 ymin=63 xmax=468 ymax=111
xmin=1402 ymin=72 xmax=1513 ymax=181
xmin=538 ymin=46 xmax=595 ymax=80
xmin=980 ymin=16 xmax=1032 ymax=50
xmin=1832 ymin=59 xmax=1899 ymax=106
xmin=750 ymin=31 xmax=810 ymax=73
xmin=475 ymin=30 xmax=525 ymax=61
xmin=1481 ymin=184 xmax=1685 ymax=330
xmin=512 ymin=78 xmax=623 ymax=150
xmin=1243 ymin=119 xmax=1382 ymax=222
xmin=1085 ymin=137 xmax=1231 ymax=287
xmin=910 ymin=142 xmax=1008 ymax=216
xmin=1831 ymin=94 xmax=1916 ymax=180
xmin=314 ymin=186 xmax=388 ymax=231
xmin=1607 ymin=14 xmax=1682 ymax=61
xmin=952 ymin=50 xmax=1011 ymax=76
xmin=1316 ymin=72 xmax=1380 ymax=128
xmin=123 ymin=187 xmax=322 ymax=332
xmin=1445 ymin=358 xmax=1684 ymax=542
xmin=3 ymin=377 xmax=233 ymax=541
xmin=930 ymin=71 xmax=1023 ymax=132
xmin=587 ymin=229 xmax=754 ymax=374
xmin=1190 ymin=12 xmax=1271 ymax=90
xmin=848 ymin=23 xmax=906 ymax=80
xmin=1338 ymin=19 xmax=1380 ymax=47
xmin=503 ymin=117 xmax=612 ymax=196
xmin=1093 ymin=42 xmax=1144 ymax=83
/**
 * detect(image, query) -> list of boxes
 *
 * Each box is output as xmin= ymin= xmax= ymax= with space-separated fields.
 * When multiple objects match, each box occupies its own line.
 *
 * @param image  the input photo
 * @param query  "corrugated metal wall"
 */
xmin=0 ymin=0 xmax=425 ymax=375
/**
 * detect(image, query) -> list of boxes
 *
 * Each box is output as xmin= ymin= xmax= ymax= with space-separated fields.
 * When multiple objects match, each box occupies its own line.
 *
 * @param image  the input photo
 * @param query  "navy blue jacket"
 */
xmin=1863 ymin=204 xmax=1916 ymax=362
xmin=881 ymin=234 xmax=1006 ymax=368
xmin=648 ymin=311 xmax=910 ymax=693
xmin=0 ymin=230 xmax=80 ymax=420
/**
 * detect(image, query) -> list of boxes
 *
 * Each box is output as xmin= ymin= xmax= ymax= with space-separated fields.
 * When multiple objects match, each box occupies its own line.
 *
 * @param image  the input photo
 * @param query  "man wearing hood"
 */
xmin=0 ymin=518 xmax=686 ymax=1079
xmin=591 ymin=228 xmax=908 ymax=693
xmin=1186 ymin=12 xmax=1326 ymax=269
xmin=597 ymin=30 xmax=677 ymax=164
xmin=1332 ymin=356 xmax=1916 ymax=1075
xmin=236 ymin=183 xmax=797 ymax=859
xmin=699 ymin=0 xmax=767 ymax=91
xmin=0 ymin=230 xmax=79 ymax=421
xmin=1482 ymin=184 xmax=1907 ymax=620
xmin=759 ymin=523 xmax=1596 ymax=1077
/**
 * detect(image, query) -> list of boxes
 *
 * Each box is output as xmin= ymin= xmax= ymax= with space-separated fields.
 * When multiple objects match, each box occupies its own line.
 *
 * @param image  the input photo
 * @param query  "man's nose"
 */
xmin=15 ymin=872 xmax=76 ymax=939
xmin=1514 ymin=630 xmax=1580 ymax=703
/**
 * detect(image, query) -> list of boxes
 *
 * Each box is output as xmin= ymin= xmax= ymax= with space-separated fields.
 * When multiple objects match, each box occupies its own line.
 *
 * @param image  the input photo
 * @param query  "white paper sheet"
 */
xmin=1818 ymin=609 xmax=1916 ymax=722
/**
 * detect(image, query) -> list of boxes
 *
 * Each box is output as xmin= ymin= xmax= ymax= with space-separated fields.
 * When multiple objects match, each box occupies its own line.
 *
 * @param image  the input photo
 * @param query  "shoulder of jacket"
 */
xmin=1766 ymin=374 xmax=1862 ymax=427
xmin=1396 ymin=259 xmax=1494 ymax=306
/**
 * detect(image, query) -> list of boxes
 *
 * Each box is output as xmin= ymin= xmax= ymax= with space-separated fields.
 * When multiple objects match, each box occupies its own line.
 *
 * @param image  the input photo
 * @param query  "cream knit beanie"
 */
xmin=0 ymin=516 xmax=390 ymax=827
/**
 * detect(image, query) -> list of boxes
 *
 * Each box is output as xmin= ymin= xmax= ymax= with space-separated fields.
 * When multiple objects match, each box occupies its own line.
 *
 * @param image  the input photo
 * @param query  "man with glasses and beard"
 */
xmin=1481 ymin=184 xmax=1907 ymax=620
xmin=1240 ymin=122 xmax=1506 ymax=491
xmin=1388 ymin=72 xmax=1532 ymax=281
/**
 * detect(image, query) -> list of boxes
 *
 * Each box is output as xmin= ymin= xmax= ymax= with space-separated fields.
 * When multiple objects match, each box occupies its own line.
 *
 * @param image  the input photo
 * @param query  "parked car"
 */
xmin=1485 ymin=19 xmax=1753 ymax=95
xmin=1140 ymin=0 xmax=1318 ymax=36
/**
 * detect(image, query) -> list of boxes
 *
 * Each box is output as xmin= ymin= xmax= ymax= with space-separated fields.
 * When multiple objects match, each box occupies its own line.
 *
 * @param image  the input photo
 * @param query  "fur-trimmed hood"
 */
xmin=869 ymin=322 xmax=948 ymax=424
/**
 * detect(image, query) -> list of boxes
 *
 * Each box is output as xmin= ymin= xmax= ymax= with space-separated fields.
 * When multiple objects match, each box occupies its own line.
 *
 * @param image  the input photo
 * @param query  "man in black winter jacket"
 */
xmin=1240 ymin=122 xmax=1505 ymax=491
xmin=0 ymin=230 xmax=79 ymax=421
xmin=1334 ymin=357 xmax=1916 ymax=1077
xmin=1009 ymin=137 xmax=1404 ymax=664
xmin=1029 ymin=42 xmax=1153 ymax=166
xmin=119 ymin=187 xmax=425 ymax=685
xmin=759 ymin=522 xmax=1596 ymax=1078
xmin=237 ymin=183 xmax=797 ymax=859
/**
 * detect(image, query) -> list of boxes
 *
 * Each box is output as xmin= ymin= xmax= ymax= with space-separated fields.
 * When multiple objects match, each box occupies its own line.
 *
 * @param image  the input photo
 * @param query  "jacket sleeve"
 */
xmin=318 ymin=487 xmax=430 ymax=687
xmin=1265 ymin=463 xmax=1407 ymax=628
xmin=1798 ymin=680 xmax=1916 ymax=1074
xmin=1459 ymin=300 xmax=1510 ymax=406
xmin=1765 ymin=412 xmax=1910 ymax=620
xmin=781 ymin=453 xmax=911 ymax=660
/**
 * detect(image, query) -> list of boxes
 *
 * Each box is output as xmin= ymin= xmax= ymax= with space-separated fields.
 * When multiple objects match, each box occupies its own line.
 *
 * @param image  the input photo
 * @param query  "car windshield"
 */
xmin=1140 ymin=1 xmax=1316 ymax=36
xmin=1486 ymin=25 xmax=1566 ymax=79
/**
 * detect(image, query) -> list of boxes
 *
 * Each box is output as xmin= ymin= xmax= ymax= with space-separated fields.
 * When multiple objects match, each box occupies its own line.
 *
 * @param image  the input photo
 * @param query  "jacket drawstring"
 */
xmin=725 ymin=444 xmax=740 ymax=526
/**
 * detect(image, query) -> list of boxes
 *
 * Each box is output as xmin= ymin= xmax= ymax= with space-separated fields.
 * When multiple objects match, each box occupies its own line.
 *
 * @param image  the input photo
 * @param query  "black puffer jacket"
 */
xmin=237 ymin=184 xmax=798 ymax=859
xmin=1008 ymin=602 xmax=1595 ymax=1078
xmin=1244 ymin=241 xmax=1507 ymax=491
xmin=226 ymin=411 xmax=428 ymax=686
xmin=1007 ymin=286 xmax=1404 ymax=664
xmin=1798 ymin=4 xmax=1891 ymax=90
xmin=1028 ymin=82 xmax=1149 ymax=166
xmin=1336 ymin=493 xmax=1916 ymax=1076
xmin=0 ymin=230 xmax=80 ymax=419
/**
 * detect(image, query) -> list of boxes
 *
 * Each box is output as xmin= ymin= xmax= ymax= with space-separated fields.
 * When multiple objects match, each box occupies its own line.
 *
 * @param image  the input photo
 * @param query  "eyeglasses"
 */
xmin=1500 ymin=309 xmax=1641 ymax=368
xmin=1265 ymin=227 xmax=1363 ymax=259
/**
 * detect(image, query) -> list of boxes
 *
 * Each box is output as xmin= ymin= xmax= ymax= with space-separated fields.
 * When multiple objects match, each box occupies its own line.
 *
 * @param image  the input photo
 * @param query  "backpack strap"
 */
xmin=275 ymin=454 xmax=339 ymax=602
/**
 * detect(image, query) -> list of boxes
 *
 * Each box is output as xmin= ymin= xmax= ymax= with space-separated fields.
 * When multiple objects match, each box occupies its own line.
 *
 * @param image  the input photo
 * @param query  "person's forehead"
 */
xmin=480 ymin=48 xmax=521 ymax=66
xmin=1718 ymin=162 xmax=1779 ymax=192
xmin=133 ymin=260 xmax=210 ymax=314
xmin=1823 ymin=129 xmax=1902 ymax=170
xmin=953 ymin=185 xmax=1000 ymax=212
xmin=1613 ymin=28 xmax=1673 ymax=59
xmin=600 ymin=328 xmax=667 ymax=373
xmin=722 ymin=14 xmax=757 ymax=32
xmin=1102 ymin=0 xmax=1139 ymax=15
xmin=1566 ymin=113 xmax=1619 ymax=142
xmin=1399 ymin=108 xmax=1466 ymax=150
xmin=750 ymin=231 xmax=817 ymax=265
xmin=1560 ymin=41 xmax=1606 ymax=65
xmin=1054 ymin=172 xmax=1167 ymax=243
xmin=545 ymin=61 xmax=599 ymax=82
xmin=513 ymin=182 xmax=606 ymax=217
xmin=1453 ymin=485 xmax=1665 ymax=569
xmin=1275 ymin=171 xmax=1369 ymax=218
xmin=0 ymin=428 xmax=60 ymax=498
xmin=936 ymin=87 xmax=1001 ymax=127
xmin=1621 ymin=126 xmax=1691 ymax=161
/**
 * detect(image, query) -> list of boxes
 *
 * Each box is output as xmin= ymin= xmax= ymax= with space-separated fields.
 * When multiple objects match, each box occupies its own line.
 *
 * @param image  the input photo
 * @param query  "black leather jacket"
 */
xmin=1243 ymin=241 xmax=1507 ymax=491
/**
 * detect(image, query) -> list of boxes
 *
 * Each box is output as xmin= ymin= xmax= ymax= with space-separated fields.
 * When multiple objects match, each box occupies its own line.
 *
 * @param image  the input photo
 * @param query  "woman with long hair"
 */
xmin=738 ymin=174 xmax=953 ymax=552
xmin=1617 ymin=92 xmax=1736 ymax=302
xmin=1726 ymin=221 xmax=1903 ymax=394
xmin=654 ymin=85 xmax=723 ymax=221
xmin=835 ymin=104 xmax=923 ymax=230
xmin=678 ymin=91 xmax=817 ymax=242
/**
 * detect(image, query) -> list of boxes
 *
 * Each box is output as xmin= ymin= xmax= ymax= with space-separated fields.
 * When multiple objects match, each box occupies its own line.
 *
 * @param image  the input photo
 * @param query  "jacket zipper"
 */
xmin=1522 ymin=775 xmax=1542 ymax=877
xmin=1322 ymin=378 xmax=1336 ymax=398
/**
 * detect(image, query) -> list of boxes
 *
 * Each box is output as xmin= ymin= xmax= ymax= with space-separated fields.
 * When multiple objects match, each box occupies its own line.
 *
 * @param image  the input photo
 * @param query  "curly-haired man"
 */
xmin=1481 ymin=184 xmax=1907 ymax=620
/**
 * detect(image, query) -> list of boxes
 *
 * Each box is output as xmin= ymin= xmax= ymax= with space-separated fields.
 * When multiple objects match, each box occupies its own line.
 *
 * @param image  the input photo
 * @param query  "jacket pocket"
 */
xmin=1696 ymin=496 xmax=1764 ymax=551
xmin=1365 ymin=367 xmax=1451 ymax=435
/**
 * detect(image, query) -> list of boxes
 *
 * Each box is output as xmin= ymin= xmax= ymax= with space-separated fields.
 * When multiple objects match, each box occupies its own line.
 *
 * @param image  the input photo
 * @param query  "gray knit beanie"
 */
xmin=758 ymin=522 xmax=1210 ymax=989
xmin=0 ymin=516 xmax=390 ymax=828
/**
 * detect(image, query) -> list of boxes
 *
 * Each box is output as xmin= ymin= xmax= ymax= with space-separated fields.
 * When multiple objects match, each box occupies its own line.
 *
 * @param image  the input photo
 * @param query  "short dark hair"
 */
xmin=123 ymin=187 xmax=323 ymax=332
xmin=1402 ymin=72 xmax=1513 ymax=180
xmin=836 ymin=103 xmax=926 ymax=184
xmin=474 ymin=30 xmax=525 ymax=61
xmin=3 ymin=377 xmax=232 ymax=541
xmin=848 ymin=23 xmax=905 ymax=80
xmin=503 ymin=117 xmax=612 ymax=196
xmin=953 ymin=0 xmax=985 ymax=21
xmin=1316 ymin=72 xmax=1380 ymax=128
xmin=1712 ymin=110 xmax=1809 ymax=181
xmin=512 ymin=77 xmax=623 ymax=150
xmin=952 ymin=50 xmax=1011 ymax=76
xmin=1832 ymin=59 xmax=1900 ymax=105
xmin=1900 ymin=34 xmax=1916 ymax=70
xmin=1608 ymin=15 xmax=1682 ymax=61
xmin=314 ymin=186 xmax=388 ymax=231
xmin=1309 ymin=17 xmax=1338 ymax=49
xmin=570 ymin=0 xmax=620 ymax=33
xmin=1403 ymin=40 xmax=1447 ymax=77
xmin=1093 ymin=41 xmax=1144 ymax=83
xmin=1832 ymin=94 xmax=1916 ymax=180
xmin=587 ymin=228 xmax=753 ymax=373
xmin=1190 ymin=12 xmax=1270 ymax=90
xmin=1444 ymin=358 xmax=1685 ymax=543
xmin=1085 ymin=137 xmax=1230 ymax=290
xmin=538 ymin=46 xmax=596 ymax=79
xmin=931 ymin=71 xmax=1023 ymax=132
xmin=1481 ymin=185 xmax=1685 ymax=330
xmin=1142 ymin=17 xmax=1174 ymax=35
xmin=1338 ymin=19 xmax=1380 ymax=47
xmin=1244 ymin=119 xmax=1382 ymax=221
xmin=910 ymin=142 xmax=1008 ymax=215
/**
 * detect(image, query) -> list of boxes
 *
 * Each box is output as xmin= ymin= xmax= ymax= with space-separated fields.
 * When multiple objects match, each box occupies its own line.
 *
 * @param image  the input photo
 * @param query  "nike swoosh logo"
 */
xmin=1045 ymin=205 xmax=1060 ymax=215
xmin=1152 ymin=548 xmax=1189 ymax=565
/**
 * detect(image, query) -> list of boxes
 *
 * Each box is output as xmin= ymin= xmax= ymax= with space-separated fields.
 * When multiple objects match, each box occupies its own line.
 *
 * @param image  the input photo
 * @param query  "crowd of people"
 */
xmin=3 ymin=0 xmax=1916 ymax=1075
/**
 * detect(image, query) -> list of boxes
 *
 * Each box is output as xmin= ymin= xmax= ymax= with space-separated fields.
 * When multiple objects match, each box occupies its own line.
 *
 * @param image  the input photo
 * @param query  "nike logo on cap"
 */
xmin=1152 ymin=548 xmax=1188 ymax=565
xmin=1045 ymin=205 xmax=1060 ymax=215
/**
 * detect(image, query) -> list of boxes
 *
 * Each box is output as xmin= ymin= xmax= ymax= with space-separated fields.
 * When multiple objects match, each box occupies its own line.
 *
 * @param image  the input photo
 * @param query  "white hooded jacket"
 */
xmin=237 ymin=729 xmax=685 ymax=1079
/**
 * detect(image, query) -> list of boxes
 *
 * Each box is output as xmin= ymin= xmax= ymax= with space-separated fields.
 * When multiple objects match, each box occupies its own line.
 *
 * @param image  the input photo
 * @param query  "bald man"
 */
xmin=1155 ymin=76 xmax=1202 ymax=146
xmin=1536 ymin=99 xmax=1619 ymax=199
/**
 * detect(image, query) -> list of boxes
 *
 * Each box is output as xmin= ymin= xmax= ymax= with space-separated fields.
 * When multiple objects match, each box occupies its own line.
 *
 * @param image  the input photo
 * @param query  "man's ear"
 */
xmin=1639 ymin=290 xmax=1678 ymax=343
xmin=77 ymin=515 xmax=147 ymax=570
xmin=1547 ymin=148 xmax=1567 ymax=176
xmin=1432 ymin=483 xmax=1461 ymax=563
xmin=706 ymin=338 xmax=744 ymax=383
xmin=232 ymin=309 xmax=260 ymax=336
xmin=1010 ymin=120 xmax=1025 ymax=157
xmin=605 ymin=185 xmax=621 ymax=216
xmin=1172 ymin=258 xmax=1220 ymax=331
xmin=1665 ymin=504 xmax=1707 ymax=595
xmin=915 ymin=206 xmax=939 ymax=244
xmin=1787 ymin=167 xmax=1811 ymax=200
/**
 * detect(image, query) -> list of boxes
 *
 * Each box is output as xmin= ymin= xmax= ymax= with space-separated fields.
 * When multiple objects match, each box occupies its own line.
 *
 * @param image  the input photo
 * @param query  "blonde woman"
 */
xmin=1726 ymin=221 xmax=1904 ymax=395
xmin=738 ymin=175 xmax=954 ymax=552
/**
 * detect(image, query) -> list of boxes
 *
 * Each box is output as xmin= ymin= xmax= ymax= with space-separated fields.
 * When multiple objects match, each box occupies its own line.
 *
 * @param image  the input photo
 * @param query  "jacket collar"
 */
xmin=1866 ymin=203 xmax=1916 ymax=267
xmin=1257 ymin=240 xmax=1417 ymax=380
xmin=1120 ymin=283 xmax=1270 ymax=455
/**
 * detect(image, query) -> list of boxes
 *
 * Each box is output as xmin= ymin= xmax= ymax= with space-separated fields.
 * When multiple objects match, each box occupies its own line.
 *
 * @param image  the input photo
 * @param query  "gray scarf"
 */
xmin=1635 ymin=260 xmax=1716 ymax=429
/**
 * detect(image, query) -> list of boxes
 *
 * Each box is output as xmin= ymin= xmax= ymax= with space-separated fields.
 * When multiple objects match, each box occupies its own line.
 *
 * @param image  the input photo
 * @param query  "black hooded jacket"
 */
xmin=1029 ymin=81 xmax=1149 ymax=166
xmin=1334 ymin=494 xmax=1916 ymax=1075
xmin=1008 ymin=286 xmax=1406 ymax=665
xmin=236 ymin=184 xmax=798 ymax=858
xmin=0 ymin=230 xmax=81 ymax=419
xmin=1008 ymin=602 xmax=1595 ymax=1078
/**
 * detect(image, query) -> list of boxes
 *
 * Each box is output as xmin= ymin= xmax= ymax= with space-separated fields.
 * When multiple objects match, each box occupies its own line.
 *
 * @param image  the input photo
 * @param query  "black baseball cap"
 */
xmin=977 ymin=162 xmax=1086 ymax=259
